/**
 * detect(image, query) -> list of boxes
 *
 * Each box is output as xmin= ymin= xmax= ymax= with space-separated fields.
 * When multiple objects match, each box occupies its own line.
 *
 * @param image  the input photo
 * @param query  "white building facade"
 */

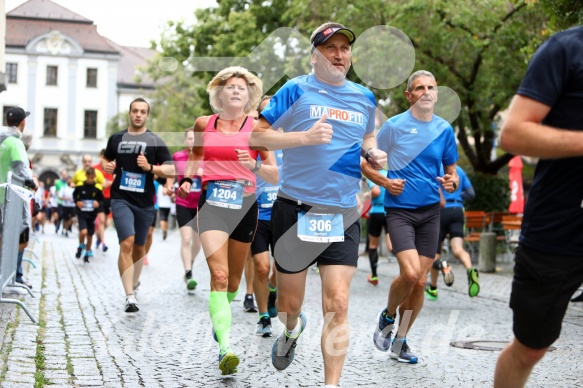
xmin=1 ymin=0 xmax=155 ymax=185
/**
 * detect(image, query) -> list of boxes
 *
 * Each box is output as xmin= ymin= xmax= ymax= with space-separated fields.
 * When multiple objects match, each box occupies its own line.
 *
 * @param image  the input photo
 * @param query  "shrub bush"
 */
xmin=466 ymin=172 xmax=510 ymax=212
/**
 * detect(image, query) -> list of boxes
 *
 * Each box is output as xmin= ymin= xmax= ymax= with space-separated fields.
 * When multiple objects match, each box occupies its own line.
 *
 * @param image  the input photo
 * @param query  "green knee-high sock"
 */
xmin=227 ymin=289 xmax=239 ymax=304
xmin=209 ymin=291 xmax=232 ymax=352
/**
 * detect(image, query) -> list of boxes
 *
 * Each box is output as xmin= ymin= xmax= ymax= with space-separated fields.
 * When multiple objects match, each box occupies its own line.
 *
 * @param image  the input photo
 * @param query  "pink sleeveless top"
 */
xmin=202 ymin=114 xmax=257 ymax=194
xmin=173 ymin=149 xmax=202 ymax=208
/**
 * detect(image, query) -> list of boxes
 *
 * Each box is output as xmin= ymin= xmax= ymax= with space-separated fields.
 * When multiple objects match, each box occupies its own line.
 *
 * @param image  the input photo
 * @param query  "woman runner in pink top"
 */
xmin=173 ymin=127 xmax=203 ymax=292
xmin=177 ymin=66 xmax=279 ymax=375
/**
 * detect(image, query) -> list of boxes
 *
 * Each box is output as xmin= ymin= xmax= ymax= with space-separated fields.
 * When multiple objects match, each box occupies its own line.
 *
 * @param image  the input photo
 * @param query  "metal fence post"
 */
xmin=0 ymin=171 xmax=37 ymax=324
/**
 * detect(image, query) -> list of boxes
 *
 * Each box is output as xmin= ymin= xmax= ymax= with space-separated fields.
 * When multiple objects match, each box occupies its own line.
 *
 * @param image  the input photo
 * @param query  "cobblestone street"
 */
xmin=1 ymin=228 xmax=582 ymax=387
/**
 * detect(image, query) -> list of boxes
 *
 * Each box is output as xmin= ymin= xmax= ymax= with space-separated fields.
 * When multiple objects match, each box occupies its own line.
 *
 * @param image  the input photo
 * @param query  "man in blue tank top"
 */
xmin=251 ymin=21 xmax=387 ymax=388
xmin=494 ymin=27 xmax=583 ymax=388
xmin=363 ymin=70 xmax=459 ymax=364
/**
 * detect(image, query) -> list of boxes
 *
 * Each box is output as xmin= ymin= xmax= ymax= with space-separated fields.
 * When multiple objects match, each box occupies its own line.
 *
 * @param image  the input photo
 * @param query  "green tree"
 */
xmin=148 ymin=0 xmax=299 ymax=121
xmin=286 ymin=0 xmax=549 ymax=174
xmin=150 ymin=0 xmax=551 ymax=177
xmin=538 ymin=0 xmax=583 ymax=30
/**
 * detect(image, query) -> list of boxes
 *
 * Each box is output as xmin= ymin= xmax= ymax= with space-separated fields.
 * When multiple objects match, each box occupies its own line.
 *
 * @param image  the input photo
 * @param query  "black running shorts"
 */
xmin=510 ymin=245 xmax=583 ymax=349
xmin=385 ymin=203 xmax=440 ymax=259
xmin=437 ymin=206 xmax=465 ymax=253
xmin=176 ymin=205 xmax=198 ymax=231
xmin=76 ymin=211 xmax=96 ymax=236
xmin=272 ymin=197 xmax=360 ymax=274
xmin=367 ymin=212 xmax=388 ymax=238
xmin=252 ymin=219 xmax=274 ymax=256
xmin=197 ymin=190 xmax=258 ymax=243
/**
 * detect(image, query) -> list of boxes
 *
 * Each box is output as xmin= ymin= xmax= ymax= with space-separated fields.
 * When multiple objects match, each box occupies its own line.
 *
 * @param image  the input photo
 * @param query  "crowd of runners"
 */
xmin=11 ymin=22 xmax=583 ymax=388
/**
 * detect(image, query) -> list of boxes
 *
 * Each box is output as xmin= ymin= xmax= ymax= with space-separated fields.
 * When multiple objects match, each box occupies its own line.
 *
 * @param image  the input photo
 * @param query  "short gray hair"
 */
xmin=407 ymin=70 xmax=436 ymax=92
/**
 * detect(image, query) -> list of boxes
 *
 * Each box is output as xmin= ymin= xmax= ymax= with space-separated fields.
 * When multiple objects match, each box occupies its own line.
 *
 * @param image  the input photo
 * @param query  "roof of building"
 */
xmin=6 ymin=0 xmax=118 ymax=53
xmin=6 ymin=0 xmax=156 ymax=87
xmin=106 ymin=39 xmax=157 ymax=88
xmin=7 ymin=0 xmax=93 ymax=22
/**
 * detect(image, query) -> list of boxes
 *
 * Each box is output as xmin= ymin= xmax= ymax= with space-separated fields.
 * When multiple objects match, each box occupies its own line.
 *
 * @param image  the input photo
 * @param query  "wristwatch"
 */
xmin=452 ymin=181 xmax=458 ymax=190
xmin=251 ymin=160 xmax=262 ymax=172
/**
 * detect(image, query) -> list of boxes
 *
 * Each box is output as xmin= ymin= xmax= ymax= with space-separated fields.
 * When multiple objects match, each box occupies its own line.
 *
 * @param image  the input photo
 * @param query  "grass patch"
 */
xmin=55 ymin=267 xmax=74 ymax=380
xmin=0 ymin=310 xmax=21 ymax=381
xmin=33 ymin=264 xmax=51 ymax=387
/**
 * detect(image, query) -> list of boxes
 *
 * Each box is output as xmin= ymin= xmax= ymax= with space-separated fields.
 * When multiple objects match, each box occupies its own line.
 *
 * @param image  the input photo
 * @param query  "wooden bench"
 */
xmin=501 ymin=215 xmax=522 ymax=259
xmin=464 ymin=211 xmax=507 ymax=259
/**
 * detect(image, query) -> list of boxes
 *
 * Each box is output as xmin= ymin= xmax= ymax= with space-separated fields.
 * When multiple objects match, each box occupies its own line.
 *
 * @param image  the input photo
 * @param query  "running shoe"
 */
xmin=75 ymin=245 xmax=84 ymax=259
xmin=218 ymin=349 xmax=239 ymax=375
xmin=256 ymin=316 xmax=272 ymax=337
xmin=125 ymin=295 xmax=139 ymax=313
xmin=441 ymin=259 xmax=454 ymax=287
xmin=163 ymin=230 xmax=168 ymax=240
xmin=390 ymin=337 xmax=418 ymax=363
xmin=372 ymin=310 xmax=395 ymax=352
xmin=267 ymin=289 xmax=277 ymax=318
xmin=185 ymin=277 xmax=197 ymax=292
xmin=84 ymin=250 xmax=93 ymax=264
xmin=367 ymin=274 xmax=379 ymax=286
xmin=243 ymin=294 xmax=257 ymax=312
xmin=102 ymin=244 xmax=109 ymax=252
xmin=467 ymin=267 xmax=480 ymax=297
xmin=271 ymin=312 xmax=307 ymax=370
xmin=96 ymin=238 xmax=101 ymax=249
xmin=424 ymin=285 xmax=438 ymax=301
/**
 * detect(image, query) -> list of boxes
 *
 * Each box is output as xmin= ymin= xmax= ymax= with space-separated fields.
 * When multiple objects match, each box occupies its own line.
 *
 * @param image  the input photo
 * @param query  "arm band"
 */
xmin=179 ymin=177 xmax=193 ymax=186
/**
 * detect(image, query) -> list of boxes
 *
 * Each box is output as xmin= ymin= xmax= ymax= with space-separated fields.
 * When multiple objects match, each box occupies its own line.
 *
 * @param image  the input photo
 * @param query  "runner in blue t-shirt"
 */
xmin=250 ymin=22 xmax=387 ymax=386
xmin=425 ymin=165 xmax=478 ymax=301
xmin=249 ymin=95 xmax=283 ymax=336
xmin=363 ymin=70 xmax=459 ymax=364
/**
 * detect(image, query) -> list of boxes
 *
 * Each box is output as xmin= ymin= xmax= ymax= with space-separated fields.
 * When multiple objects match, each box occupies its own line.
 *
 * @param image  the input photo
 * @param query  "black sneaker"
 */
xmin=125 ymin=295 xmax=139 ymax=313
xmin=390 ymin=337 xmax=418 ymax=363
xmin=243 ymin=294 xmax=257 ymax=312
xmin=268 ymin=289 xmax=278 ymax=318
xmin=373 ymin=309 xmax=395 ymax=351
xmin=256 ymin=316 xmax=272 ymax=337
xmin=75 ymin=246 xmax=84 ymax=259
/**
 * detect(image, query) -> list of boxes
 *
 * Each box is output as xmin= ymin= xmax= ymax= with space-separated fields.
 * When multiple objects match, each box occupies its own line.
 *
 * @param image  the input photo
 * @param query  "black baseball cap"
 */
xmin=311 ymin=26 xmax=356 ymax=47
xmin=6 ymin=107 xmax=30 ymax=126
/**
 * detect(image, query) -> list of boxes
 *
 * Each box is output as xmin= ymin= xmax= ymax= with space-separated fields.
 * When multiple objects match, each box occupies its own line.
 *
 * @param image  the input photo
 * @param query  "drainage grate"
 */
xmin=450 ymin=340 xmax=556 ymax=352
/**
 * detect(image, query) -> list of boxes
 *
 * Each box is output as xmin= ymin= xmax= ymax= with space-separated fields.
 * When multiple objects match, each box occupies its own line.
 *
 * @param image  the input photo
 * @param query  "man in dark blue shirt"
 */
xmin=494 ymin=26 xmax=583 ymax=387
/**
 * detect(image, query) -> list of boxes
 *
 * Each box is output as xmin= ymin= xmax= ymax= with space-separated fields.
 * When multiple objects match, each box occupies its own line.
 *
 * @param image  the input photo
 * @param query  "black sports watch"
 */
xmin=251 ymin=160 xmax=262 ymax=172
xmin=452 ymin=181 xmax=458 ymax=190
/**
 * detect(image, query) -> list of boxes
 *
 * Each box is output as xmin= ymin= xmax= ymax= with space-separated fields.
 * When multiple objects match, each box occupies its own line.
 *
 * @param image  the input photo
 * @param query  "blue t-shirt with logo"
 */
xmin=377 ymin=110 xmax=458 ymax=209
xmin=442 ymin=165 xmax=472 ymax=208
xmin=256 ymin=150 xmax=283 ymax=220
xmin=260 ymin=74 xmax=376 ymax=208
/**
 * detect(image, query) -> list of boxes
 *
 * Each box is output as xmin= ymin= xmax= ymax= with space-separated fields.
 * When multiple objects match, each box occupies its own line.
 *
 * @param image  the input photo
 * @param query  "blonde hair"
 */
xmin=207 ymin=66 xmax=263 ymax=114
